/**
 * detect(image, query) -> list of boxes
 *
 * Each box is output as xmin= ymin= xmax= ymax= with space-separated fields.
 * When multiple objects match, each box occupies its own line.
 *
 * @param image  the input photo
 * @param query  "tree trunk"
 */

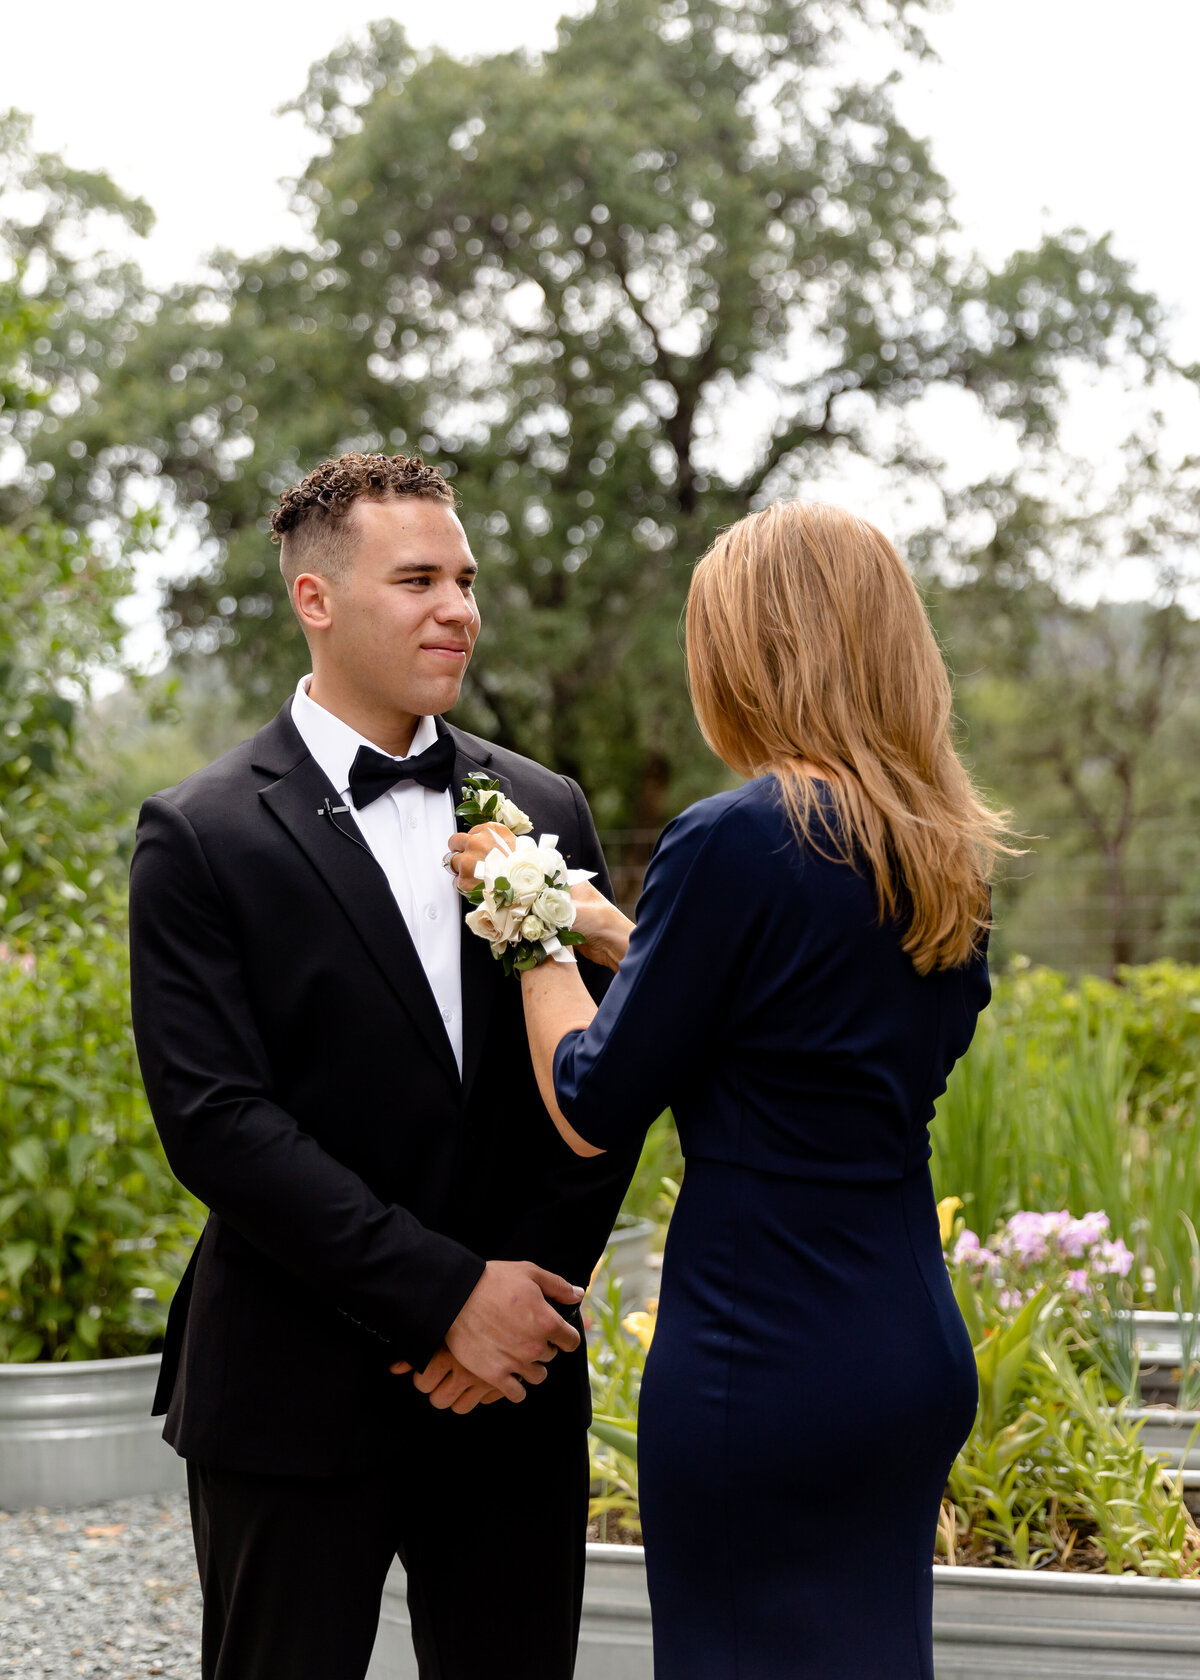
xmin=601 ymin=748 xmax=673 ymax=914
xmin=1103 ymin=846 xmax=1135 ymax=975
xmin=633 ymin=749 xmax=671 ymax=835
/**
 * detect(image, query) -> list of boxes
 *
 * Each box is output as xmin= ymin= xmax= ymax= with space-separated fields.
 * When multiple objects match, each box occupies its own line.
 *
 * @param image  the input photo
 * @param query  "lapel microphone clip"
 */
xmin=318 ymin=796 xmax=374 ymax=857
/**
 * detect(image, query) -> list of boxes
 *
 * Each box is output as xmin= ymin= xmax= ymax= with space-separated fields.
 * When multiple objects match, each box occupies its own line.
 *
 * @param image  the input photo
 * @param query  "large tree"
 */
xmin=920 ymin=445 xmax=1200 ymax=973
xmin=0 ymin=112 xmax=151 ymax=933
xmin=54 ymin=0 xmax=1176 ymax=828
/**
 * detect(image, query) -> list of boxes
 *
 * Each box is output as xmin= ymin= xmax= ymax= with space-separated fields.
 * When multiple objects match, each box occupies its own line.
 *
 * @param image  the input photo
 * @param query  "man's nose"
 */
xmin=433 ymin=585 xmax=478 ymax=626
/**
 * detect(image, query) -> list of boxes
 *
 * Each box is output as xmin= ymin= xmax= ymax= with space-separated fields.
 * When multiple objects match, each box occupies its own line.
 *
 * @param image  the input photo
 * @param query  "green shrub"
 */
xmin=933 ymin=960 xmax=1200 ymax=1306
xmin=1094 ymin=961 xmax=1200 ymax=1111
xmin=0 ymin=914 xmax=201 ymax=1361
xmin=944 ymin=1256 xmax=1199 ymax=1575
xmin=618 ymin=1111 xmax=682 ymax=1227
xmin=584 ymin=1268 xmax=647 ymax=1540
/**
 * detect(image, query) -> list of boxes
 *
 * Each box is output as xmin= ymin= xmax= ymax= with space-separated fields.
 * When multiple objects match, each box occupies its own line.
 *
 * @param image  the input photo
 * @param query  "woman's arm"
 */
xmin=518 ymin=960 xmax=606 ymax=1157
xmin=451 ymin=800 xmax=760 ymax=1155
xmin=446 ymin=822 xmax=631 ymax=1154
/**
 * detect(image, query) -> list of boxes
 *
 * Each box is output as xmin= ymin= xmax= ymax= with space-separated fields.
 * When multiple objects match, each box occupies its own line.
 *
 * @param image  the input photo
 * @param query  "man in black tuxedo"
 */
xmin=128 ymin=453 xmax=640 ymax=1680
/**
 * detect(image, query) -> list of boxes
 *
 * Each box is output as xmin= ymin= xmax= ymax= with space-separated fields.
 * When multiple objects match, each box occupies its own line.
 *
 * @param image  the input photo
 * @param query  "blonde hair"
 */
xmin=685 ymin=500 xmax=1008 ymax=975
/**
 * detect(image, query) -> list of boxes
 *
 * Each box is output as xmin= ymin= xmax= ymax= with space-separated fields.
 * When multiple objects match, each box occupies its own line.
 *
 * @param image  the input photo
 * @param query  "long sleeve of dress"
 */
xmin=552 ymin=792 xmax=765 ymax=1151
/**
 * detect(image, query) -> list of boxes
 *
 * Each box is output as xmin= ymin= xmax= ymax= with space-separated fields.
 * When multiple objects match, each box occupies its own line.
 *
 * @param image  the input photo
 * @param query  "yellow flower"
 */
xmin=622 ymin=1305 xmax=658 ymax=1351
xmin=937 ymin=1196 xmax=963 ymax=1249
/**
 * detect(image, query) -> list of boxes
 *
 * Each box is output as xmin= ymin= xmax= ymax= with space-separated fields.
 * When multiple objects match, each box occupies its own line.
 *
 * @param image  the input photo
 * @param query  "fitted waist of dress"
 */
xmin=681 ymin=1150 xmax=933 ymax=1189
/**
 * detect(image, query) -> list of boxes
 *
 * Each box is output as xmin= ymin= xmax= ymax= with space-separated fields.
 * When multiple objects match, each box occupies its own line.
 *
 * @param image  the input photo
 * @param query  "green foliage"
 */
xmin=0 ymin=517 xmax=137 ymax=934
xmin=58 ymin=3 xmax=1173 ymax=829
xmin=924 ymin=448 xmax=1200 ymax=975
xmin=1094 ymin=961 xmax=1200 ymax=1107
xmin=0 ymin=110 xmax=156 ymax=936
xmin=618 ymin=1111 xmax=683 ymax=1226
xmin=942 ymin=1268 xmax=1200 ymax=1575
xmin=0 ymin=917 xmax=202 ymax=1361
xmin=584 ymin=1265 xmax=646 ymax=1538
xmin=932 ymin=961 xmax=1200 ymax=1305
xmin=0 ymin=108 xmax=152 ymax=465
xmin=959 ymin=1281 xmax=1048 ymax=1443
xmin=82 ymin=664 xmax=251 ymax=821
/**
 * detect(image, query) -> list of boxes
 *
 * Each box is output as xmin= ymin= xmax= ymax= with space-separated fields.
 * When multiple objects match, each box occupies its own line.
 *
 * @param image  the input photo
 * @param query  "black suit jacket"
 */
xmin=128 ymin=702 xmax=639 ymax=1475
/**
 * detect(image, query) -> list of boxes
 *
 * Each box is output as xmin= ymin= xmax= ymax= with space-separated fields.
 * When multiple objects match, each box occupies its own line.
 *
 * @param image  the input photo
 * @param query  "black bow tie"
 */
xmin=347 ymin=732 xmax=456 ymax=809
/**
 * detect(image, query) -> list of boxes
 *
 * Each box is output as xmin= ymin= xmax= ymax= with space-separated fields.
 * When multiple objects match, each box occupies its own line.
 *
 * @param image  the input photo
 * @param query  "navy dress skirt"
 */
xmin=553 ymin=777 xmax=990 ymax=1680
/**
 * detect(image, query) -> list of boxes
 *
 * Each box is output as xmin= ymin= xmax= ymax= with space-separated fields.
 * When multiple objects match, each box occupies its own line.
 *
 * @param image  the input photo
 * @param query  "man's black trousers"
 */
xmin=185 ymin=1395 xmax=591 ymax=1680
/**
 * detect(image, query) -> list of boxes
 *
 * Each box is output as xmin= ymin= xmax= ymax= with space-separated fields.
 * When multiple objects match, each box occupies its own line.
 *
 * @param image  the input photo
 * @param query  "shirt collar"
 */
xmin=291 ymin=675 xmax=440 ymax=799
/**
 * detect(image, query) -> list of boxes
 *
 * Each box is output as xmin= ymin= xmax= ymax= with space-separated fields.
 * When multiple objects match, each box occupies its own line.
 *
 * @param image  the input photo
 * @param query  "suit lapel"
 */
xmin=449 ymin=729 xmax=511 ymax=1109
xmin=253 ymin=710 xmax=461 ymax=1094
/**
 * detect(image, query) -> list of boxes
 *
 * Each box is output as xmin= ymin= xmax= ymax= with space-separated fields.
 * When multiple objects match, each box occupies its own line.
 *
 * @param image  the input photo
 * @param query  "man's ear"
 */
xmin=293 ymin=572 xmax=334 ymax=633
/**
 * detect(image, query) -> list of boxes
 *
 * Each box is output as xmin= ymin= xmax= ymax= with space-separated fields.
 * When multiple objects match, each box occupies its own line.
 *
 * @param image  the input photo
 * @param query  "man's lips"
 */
xmin=422 ymin=643 xmax=470 ymax=659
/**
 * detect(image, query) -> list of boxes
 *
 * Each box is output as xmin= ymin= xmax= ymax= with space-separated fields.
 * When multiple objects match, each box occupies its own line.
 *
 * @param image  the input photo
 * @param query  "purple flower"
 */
xmin=1061 ymin=1211 xmax=1110 ymax=1257
xmin=1004 ymin=1211 xmax=1049 ymax=1265
xmin=952 ymin=1230 xmax=982 ymax=1265
xmin=1065 ymin=1269 xmax=1091 ymax=1295
xmin=1095 ymin=1238 xmax=1134 ymax=1279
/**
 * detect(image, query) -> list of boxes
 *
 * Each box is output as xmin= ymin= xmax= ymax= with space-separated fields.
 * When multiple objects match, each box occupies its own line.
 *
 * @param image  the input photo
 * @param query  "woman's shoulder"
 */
xmin=670 ymin=774 xmax=842 ymax=844
xmin=649 ymin=777 xmax=794 ymax=883
xmin=656 ymin=774 xmax=861 ymax=894
xmin=664 ymin=776 xmax=785 ymax=841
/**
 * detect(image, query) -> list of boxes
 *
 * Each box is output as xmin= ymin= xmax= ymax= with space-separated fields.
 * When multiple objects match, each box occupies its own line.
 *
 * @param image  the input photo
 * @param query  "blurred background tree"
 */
xmin=5 ymin=0 xmax=1200 ymax=1375
xmin=0 ymin=112 xmax=154 ymax=936
xmin=3 ymin=0 xmax=1196 ymax=968
xmin=919 ymin=437 xmax=1200 ymax=972
xmin=44 ymin=0 xmax=1179 ymax=845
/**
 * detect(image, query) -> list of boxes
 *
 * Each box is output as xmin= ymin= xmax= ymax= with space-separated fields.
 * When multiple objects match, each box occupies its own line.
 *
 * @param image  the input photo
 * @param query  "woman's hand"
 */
xmin=569 ymin=880 xmax=635 ymax=971
xmin=446 ymin=829 xmax=634 ymax=968
xmin=446 ymin=822 xmax=516 ymax=896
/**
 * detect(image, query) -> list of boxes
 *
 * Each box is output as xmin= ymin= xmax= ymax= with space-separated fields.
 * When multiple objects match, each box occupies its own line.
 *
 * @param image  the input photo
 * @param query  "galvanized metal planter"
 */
xmin=1132 ymin=1311 xmax=1199 ymax=1405
xmin=1133 ymin=1311 xmax=1196 ymax=1358
xmin=0 ymin=1353 xmax=184 ymax=1511
xmin=933 ymin=1565 xmax=1200 ymax=1679
xmin=368 ymin=1546 xmax=1200 ymax=1680
xmin=592 ymin=1216 xmax=657 ymax=1308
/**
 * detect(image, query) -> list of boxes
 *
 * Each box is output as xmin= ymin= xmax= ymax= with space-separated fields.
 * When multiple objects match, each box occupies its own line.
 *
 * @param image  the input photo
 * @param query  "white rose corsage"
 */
xmin=456 ymin=771 xmax=534 ymax=835
xmin=456 ymin=777 xmax=593 ymax=975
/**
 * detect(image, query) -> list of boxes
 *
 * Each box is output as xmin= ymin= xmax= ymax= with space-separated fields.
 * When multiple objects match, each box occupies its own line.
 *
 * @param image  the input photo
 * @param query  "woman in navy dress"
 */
xmin=453 ymin=500 xmax=1001 ymax=1679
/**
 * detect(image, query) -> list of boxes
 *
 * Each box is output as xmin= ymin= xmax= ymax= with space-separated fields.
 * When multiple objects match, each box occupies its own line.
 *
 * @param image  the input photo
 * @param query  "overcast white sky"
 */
xmin=4 ymin=0 xmax=1198 ymax=659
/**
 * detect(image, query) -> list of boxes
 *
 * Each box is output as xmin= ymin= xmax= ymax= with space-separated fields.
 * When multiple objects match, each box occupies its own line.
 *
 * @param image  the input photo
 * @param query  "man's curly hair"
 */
xmin=272 ymin=452 xmax=455 ymax=587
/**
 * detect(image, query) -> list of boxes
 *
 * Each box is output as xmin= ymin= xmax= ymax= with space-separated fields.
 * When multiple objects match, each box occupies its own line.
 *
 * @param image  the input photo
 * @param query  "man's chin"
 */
xmin=408 ymin=676 xmax=466 ymax=718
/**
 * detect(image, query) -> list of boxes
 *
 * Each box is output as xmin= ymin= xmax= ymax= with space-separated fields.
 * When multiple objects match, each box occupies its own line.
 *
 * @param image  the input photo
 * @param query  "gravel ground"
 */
xmin=0 ymin=1493 xmax=201 ymax=1679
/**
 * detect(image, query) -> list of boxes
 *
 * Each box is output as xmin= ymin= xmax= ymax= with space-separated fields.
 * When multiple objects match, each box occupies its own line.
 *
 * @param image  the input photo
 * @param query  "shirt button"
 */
xmin=408 ymin=814 xmax=419 ymax=829
xmin=425 ymin=904 xmax=439 ymax=921
xmin=441 ymin=1007 xmax=452 ymax=1023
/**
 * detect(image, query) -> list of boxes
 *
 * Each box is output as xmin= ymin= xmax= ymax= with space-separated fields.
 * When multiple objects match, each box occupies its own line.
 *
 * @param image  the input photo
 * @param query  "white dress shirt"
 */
xmin=291 ymin=675 xmax=464 ymax=1074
